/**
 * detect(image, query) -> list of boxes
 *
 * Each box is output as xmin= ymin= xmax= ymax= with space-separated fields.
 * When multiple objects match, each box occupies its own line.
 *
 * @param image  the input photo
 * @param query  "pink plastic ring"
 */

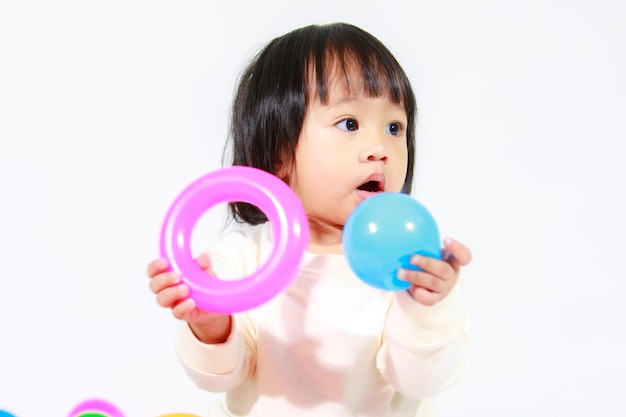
xmin=159 ymin=166 xmax=309 ymax=313
xmin=67 ymin=399 xmax=125 ymax=417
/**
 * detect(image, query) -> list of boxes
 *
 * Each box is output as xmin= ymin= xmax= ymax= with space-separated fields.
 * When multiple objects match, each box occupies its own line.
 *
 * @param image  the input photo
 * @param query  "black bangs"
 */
xmin=309 ymin=25 xmax=410 ymax=108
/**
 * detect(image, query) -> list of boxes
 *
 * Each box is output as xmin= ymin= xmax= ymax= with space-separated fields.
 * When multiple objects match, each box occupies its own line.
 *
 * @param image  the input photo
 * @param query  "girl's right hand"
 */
xmin=147 ymin=253 xmax=232 ymax=344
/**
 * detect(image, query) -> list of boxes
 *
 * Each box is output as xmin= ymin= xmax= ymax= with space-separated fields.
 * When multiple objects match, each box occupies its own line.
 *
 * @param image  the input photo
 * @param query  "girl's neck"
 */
xmin=306 ymin=216 xmax=344 ymax=255
xmin=308 ymin=241 xmax=343 ymax=255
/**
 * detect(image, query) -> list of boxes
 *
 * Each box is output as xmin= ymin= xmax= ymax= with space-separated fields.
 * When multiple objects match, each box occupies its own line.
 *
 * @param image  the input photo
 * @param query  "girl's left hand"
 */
xmin=397 ymin=237 xmax=472 ymax=306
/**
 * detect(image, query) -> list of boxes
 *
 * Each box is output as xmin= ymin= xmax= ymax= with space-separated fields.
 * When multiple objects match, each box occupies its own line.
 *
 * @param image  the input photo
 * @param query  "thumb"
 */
xmin=195 ymin=252 xmax=215 ymax=274
xmin=442 ymin=237 xmax=472 ymax=268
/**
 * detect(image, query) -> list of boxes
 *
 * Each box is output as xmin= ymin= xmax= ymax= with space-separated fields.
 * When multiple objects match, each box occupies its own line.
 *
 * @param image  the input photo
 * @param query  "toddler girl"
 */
xmin=147 ymin=22 xmax=471 ymax=417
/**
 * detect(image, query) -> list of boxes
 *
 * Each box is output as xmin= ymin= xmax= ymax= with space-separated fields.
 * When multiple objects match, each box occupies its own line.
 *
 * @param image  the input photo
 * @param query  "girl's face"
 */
xmin=285 ymin=73 xmax=409 ymax=248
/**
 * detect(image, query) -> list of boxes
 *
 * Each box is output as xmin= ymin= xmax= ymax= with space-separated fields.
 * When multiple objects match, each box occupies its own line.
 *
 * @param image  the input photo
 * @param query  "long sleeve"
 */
xmin=176 ymin=314 xmax=258 ymax=393
xmin=377 ymin=285 xmax=469 ymax=399
xmin=175 ymin=225 xmax=265 ymax=393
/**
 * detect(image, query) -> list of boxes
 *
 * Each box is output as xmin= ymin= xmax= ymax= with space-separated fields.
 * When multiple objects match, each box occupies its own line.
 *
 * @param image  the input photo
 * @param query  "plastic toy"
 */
xmin=67 ymin=398 xmax=125 ymax=417
xmin=342 ymin=192 xmax=441 ymax=291
xmin=160 ymin=166 xmax=309 ymax=313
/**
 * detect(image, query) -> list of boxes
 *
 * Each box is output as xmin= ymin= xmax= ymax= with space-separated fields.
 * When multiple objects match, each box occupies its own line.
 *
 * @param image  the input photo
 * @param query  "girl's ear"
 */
xmin=274 ymin=156 xmax=294 ymax=186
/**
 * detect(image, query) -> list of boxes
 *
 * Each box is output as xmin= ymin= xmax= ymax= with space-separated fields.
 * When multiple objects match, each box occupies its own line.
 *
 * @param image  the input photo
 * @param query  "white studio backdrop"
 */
xmin=1 ymin=1 xmax=625 ymax=416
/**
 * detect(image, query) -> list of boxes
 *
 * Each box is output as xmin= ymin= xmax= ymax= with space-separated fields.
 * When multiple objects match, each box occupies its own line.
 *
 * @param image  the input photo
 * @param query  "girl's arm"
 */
xmin=377 ymin=285 xmax=469 ymax=399
xmin=147 ymin=252 xmax=255 ymax=392
xmin=170 ymin=226 xmax=267 ymax=392
xmin=176 ymin=313 xmax=257 ymax=393
xmin=377 ymin=238 xmax=472 ymax=398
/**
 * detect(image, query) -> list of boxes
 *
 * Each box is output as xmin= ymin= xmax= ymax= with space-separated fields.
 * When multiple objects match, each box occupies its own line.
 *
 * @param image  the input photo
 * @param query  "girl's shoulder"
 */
xmin=204 ymin=222 xmax=272 ymax=278
xmin=214 ymin=221 xmax=271 ymax=247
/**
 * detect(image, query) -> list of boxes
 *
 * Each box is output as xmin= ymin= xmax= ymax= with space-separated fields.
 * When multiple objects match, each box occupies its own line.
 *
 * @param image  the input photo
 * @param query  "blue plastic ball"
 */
xmin=342 ymin=193 xmax=441 ymax=291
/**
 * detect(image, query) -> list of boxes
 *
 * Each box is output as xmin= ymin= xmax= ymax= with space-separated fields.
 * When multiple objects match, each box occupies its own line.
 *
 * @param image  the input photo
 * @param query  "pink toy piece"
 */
xmin=67 ymin=398 xmax=125 ymax=417
xmin=159 ymin=166 xmax=309 ymax=313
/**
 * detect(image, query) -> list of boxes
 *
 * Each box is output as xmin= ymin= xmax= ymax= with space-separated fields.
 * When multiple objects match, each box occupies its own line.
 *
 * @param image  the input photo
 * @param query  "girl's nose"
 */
xmin=359 ymin=133 xmax=388 ymax=162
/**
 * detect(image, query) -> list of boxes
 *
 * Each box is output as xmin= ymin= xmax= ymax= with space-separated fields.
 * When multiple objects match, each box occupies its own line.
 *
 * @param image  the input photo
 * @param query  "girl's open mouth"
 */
xmin=357 ymin=180 xmax=382 ymax=192
xmin=356 ymin=174 xmax=385 ymax=199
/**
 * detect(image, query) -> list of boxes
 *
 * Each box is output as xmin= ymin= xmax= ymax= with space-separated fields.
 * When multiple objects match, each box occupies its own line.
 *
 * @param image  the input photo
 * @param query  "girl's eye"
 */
xmin=337 ymin=118 xmax=358 ymax=132
xmin=386 ymin=122 xmax=402 ymax=136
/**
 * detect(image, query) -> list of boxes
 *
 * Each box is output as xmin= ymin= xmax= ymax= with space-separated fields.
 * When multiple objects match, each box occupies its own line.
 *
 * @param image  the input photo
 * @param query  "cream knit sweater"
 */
xmin=176 ymin=223 xmax=469 ymax=416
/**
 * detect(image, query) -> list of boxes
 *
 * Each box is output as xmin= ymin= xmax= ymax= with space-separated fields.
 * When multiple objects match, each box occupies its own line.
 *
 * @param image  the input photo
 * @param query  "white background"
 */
xmin=1 ymin=1 xmax=625 ymax=416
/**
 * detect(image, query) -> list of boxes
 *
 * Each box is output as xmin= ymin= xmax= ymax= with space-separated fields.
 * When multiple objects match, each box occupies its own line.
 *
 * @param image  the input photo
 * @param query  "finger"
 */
xmin=399 ymin=269 xmax=444 ymax=293
xmin=172 ymin=298 xmax=196 ymax=321
xmin=195 ymin=252 xmax=215 ymax=274
xmin=148 ymin=270 xmax=181 ymax=294
xmin=409 ymin=255 xmax=456 ymax=281
xmin=147 ymin=258 xmax=170 ymax=278
xmin=156 ymin=283 xmax=189 ymax=308
xmin=442 ymin=237 xmax=472 ymax=267
xmin=407 ymin=286 xmax=440 ymax=306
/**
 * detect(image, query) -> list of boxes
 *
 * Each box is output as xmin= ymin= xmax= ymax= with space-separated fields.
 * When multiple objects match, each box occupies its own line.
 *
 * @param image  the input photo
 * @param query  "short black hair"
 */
xmin=226 ymin=22 xmax=417 ymax=225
